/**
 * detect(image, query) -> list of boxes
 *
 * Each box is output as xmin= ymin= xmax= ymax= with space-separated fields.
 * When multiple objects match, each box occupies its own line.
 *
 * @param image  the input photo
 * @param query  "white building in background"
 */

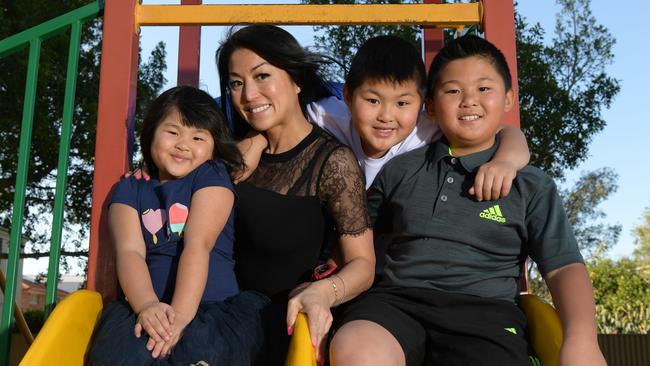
xmin=0 ymin=227 xmax=26 ymax=310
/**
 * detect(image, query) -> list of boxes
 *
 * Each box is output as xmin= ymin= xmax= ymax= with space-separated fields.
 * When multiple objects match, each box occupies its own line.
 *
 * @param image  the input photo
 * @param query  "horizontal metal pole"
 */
xmin=0 ymin=1 xmax=102 ymax=58
xmin=136 ymin=3 xmax=482 ymax=27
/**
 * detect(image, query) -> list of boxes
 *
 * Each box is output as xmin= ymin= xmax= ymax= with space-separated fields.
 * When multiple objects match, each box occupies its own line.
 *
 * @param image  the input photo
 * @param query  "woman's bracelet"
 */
xmin=328 ymin=277 xmax=340 ymax=306
xmin=332 ymin=274 xmax=346 ymax=302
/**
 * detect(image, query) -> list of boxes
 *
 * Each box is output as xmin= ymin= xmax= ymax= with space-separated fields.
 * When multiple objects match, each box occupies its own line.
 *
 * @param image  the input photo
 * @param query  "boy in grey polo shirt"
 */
xmin=330 ymin=35 xmax=605 ymax=366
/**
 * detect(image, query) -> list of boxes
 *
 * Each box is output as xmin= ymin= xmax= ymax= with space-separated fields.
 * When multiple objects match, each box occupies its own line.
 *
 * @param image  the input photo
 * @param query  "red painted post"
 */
xmin=88 ymin=0 xmax=139 ymax=303
xmin=482 ymin=0 xmax=520 ymax=127
xmin=483 ymin=0 xmax=525 ymax=292
xmin=178 ymin=0 xmax=201 ymax=86
xmin=423 ymin=0 xmax=444 ymax=72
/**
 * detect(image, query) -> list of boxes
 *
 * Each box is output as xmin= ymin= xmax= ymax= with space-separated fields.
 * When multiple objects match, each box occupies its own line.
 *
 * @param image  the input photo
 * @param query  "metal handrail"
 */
xmin=0 ymin=2 xmax=103 ymax=364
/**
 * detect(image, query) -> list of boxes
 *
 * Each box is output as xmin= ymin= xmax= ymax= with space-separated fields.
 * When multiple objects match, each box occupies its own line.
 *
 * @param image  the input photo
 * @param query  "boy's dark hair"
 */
xmin=140 ymin=86 xmax=244 ymax=175
xmin=426 ymin=35 xmax=512 ymax=100
xmin=216 ymin=25 xmax=333 ymax=138
xmin=346 ymin=35 xmax=426 ymax=98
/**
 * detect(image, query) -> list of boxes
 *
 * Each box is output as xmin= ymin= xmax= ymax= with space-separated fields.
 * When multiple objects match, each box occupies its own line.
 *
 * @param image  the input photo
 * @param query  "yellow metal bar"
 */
xmin=136 ymin=3 xmax=482 ymax=27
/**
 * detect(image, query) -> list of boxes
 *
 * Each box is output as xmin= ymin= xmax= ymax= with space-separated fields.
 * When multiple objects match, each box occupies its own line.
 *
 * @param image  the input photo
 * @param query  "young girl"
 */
xmin=89 ymin=86 xmax=269 ymax=366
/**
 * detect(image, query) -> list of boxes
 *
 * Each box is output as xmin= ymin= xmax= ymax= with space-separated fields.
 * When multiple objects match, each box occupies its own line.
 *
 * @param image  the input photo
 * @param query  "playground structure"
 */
xmin=1 ymin=1 xmax=558 ymax=365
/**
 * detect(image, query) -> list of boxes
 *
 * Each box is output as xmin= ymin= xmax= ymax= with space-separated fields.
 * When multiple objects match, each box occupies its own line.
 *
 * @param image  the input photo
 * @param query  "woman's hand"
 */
xmin=470 ymin=160 xmax=517 ymax=201
xmin=286 ymin=280 xmax=335 ymax=365
xmin=134 ymin=301 xmax=174 ymax=346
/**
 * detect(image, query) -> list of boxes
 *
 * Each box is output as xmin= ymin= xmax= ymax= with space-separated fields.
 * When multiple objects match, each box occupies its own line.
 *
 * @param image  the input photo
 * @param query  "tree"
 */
xmin=529 ymin=256 xmax=650 ymax=334
xmin=516 ymin=0 xmax=620 ymax=180
xmin=562 ymin=168 xmax=621 ymax=258
xmin=569 ymin=209 xmax=650 ymax=334
xmin=0 ymin=1 xmax=167 ymax=271
xmin=589 ymin=257 xmax=650 ymax=334
xmin=633 ymin=208 xmax=650 ymax=268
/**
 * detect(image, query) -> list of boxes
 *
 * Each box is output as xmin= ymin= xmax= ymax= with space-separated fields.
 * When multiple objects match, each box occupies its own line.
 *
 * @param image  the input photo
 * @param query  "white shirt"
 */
xmin=307 ymin=96 xmax=441 ymax=189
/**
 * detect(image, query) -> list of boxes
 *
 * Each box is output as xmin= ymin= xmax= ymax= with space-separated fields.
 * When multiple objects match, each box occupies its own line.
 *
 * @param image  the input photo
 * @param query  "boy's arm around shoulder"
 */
xmin=471 ymin=125 xmax=530 ymax=201
xmin=307 ymin=96 xmax=354 ymax=145
xmin=494 ymin=125 xmax=530 ymax=170
xmin=545 ymin=263 xmax=606 ymax=366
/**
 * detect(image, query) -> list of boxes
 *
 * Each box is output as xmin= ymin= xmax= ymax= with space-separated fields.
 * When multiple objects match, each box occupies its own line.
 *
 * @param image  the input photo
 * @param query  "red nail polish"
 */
xmin=287 ymin=326 xmax=293 ymax=335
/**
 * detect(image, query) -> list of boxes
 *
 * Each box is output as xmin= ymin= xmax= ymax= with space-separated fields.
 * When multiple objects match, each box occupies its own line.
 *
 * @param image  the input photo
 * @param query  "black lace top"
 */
xmin=234 ymin=124 xmax=371 ymax=302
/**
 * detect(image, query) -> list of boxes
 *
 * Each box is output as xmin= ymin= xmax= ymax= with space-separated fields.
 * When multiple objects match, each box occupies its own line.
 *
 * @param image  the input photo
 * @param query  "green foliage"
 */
xmin=589 ymin=258 xmax=650 ymax=334
xmin=300 ymin=0 xmax=422 ymax=82
xmin=23 ymin=309 xmax=45 ymax=335
xmin=529 ymin=256 xmax=650 ymax=334
xmin=633 ymin=208 xmax=650 ymax=266
xmin=516 ymin=0 xmax=620 ymax=180
xmin=0 ymin=1 xmax=167 ymax=269
xmin=561 ymin=168 xmax=621 ymax=258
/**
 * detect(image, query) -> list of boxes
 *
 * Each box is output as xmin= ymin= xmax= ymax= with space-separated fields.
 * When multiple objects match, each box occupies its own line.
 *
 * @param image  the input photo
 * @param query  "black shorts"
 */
xmin=336 ymin=286 xmax=536 ymax=366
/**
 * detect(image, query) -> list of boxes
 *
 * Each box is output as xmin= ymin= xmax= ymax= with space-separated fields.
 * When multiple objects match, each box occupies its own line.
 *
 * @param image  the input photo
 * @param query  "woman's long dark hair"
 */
xmin=140 ymin=86 xmax=244 ymax=174
xmin=216 ymin=25 xmax=334 ymax=138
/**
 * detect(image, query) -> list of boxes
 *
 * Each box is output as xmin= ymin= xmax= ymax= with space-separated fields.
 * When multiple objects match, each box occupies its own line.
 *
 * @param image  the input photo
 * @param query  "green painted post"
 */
xmin=0 ymin=38 xmax=42 ymax=366
xmin=44 ymin=20 xmax=83 ymax=318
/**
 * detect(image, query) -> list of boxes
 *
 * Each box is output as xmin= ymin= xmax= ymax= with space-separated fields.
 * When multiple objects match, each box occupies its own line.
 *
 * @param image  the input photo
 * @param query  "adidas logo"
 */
xmin=479 ymin=205 xmax=506 ymax=223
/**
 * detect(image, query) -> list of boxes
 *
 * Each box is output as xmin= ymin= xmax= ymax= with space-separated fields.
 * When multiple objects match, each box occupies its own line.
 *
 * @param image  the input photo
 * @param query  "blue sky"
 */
xmin=138 ymin=0 xmax=649 ymax=259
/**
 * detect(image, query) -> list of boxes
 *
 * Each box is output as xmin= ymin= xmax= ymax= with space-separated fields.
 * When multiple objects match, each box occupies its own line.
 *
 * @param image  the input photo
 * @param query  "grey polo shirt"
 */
xmin=368 ymin=138 xmax=584 ymax=303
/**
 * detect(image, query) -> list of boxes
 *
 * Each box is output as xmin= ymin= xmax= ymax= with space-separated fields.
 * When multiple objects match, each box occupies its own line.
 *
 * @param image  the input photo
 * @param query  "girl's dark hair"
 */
xmin=426 ymin=35 xmax=512 ymax=101
xmin=346 ymin=35 xmax=426 ymax=99
xmin=216 ymin=25 xmax=333 ymax=138
xmin=140 ymin=86 xmax=244 ymax=175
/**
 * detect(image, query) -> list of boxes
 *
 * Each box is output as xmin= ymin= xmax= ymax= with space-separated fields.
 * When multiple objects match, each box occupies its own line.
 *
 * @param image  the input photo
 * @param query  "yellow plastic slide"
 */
xmin=20 ymin=290 xmax=103 ymax=366
xmin=20 ymin=289 xmax=315 ymax=366
xmin=285 ymin=312 xmax=317 ymax=366
xmin=519 ymin=294 xmax=563 ymax=366
xmin=20 ymin=291 xmax=559 ymax=366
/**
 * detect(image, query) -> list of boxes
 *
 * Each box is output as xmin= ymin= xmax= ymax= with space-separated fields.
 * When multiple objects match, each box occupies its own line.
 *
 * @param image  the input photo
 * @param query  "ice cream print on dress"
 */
xmin=142 ymin=208 xmax=166 ymax=245
xmin=169 ymin=203 xmax=189 ymax=236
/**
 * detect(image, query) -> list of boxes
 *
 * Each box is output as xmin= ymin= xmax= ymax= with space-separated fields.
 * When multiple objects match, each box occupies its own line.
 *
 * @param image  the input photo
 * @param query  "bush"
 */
xmin=23 ymin=309 xmax=45 ymax=335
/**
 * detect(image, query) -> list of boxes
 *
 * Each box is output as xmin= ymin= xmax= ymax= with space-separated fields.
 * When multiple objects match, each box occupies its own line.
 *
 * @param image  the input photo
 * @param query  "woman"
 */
xmin=216 ymin=25 xmax=375 ymax=364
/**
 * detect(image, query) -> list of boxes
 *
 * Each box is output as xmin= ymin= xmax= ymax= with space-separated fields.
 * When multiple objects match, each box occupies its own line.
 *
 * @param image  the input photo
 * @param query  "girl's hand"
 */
xmin=470 ymin=160 xmax=516 ymax=201
xmin=286 ymin=280 xmax=335 ymax=365
xmin=134 ymin=301 xmax=175 ymax=346
xmin=151 ymin=312 xmax=192 ymax=359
